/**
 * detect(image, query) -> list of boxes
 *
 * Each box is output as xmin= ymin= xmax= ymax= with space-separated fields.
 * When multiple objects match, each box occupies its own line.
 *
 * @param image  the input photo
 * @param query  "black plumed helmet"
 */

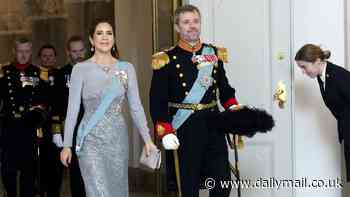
xmin=215 ymin=106 xmax=275 ymax=137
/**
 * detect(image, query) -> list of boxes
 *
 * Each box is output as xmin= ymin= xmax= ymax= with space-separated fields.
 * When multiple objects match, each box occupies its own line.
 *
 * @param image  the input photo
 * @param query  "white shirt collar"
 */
xmin=320 ymin=63 xmax=327 ymax=83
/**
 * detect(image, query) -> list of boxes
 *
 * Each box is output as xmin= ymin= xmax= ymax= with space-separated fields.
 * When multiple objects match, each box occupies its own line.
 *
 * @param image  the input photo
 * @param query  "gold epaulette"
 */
xmin=0 ymin=62 xmax=11 ymax=68
xmin=0 ymin=62 xmax=11 ymax=78
xmin=211 ymin=44 xmax=228 ymax=63
xmin=151 ymin=51 xmax=170 ymax=70
xmin=217 ymin=46 xmax=228 ymax=63
xmin=39 ymin=66 xmax=49 ymax=81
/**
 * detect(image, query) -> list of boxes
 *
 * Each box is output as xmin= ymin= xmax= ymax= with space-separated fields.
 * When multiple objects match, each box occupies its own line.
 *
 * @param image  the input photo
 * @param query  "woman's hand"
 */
xmin=60 ymin=147 xmax=72 ymax=167
xmin=144 ymin=140 xmax=158 ymax=157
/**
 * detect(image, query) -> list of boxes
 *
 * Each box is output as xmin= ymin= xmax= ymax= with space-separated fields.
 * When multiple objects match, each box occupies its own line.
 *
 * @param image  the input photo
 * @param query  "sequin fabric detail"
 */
xmin=79 ymin=96 xmax=128 ymax=197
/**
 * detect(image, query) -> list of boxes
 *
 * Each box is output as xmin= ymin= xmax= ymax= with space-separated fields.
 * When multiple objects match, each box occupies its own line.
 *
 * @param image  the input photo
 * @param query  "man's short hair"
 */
xmin=174 ymin=4 xmax=201 ymax=25
xmin=66 ymin=35 xmax=84 ymax=50
xmin=14 ymin=37 xmax=32 ymax=48
xmin=38 ymin=44 xmax=57 ymax=57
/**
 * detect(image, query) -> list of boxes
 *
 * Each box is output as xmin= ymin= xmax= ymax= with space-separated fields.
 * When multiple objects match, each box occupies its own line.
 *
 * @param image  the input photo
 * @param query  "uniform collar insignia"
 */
xmin=178 ymin=39 xmax=202 ymax=53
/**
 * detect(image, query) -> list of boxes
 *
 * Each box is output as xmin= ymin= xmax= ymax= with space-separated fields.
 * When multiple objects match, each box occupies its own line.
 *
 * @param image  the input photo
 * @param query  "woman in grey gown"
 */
xmin=60 ymin=19 xmax=157 ymax=197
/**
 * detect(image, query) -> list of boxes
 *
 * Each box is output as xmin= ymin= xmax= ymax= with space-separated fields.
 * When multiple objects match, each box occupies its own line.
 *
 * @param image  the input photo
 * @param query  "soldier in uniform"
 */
xmin=150 ymin=5 xmax=239 ymax=197
xmin=36 ymin=44 xmax=62 ymax=197
xmin=52 ymin=35 xmax=86 ymax=197
xmin=0 ymin=38 xmax=48 ymax=197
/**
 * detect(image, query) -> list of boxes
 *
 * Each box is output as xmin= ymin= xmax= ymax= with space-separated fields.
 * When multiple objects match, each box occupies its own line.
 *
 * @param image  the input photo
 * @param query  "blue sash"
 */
xmin=75 ymin=61 xmax=128 ymax=155
xmin=171 ymin=46 xmax=216 ymax=129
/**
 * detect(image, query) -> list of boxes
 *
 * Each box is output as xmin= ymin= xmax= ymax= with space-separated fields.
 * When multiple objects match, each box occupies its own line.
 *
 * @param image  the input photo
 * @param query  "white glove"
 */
xmin=162 ymin=133 xmax=180 ymax=150
xmin=228 ymin=104 xmax=243 ymax=111
xmin=53 ymin=134 xmax=63 ymax=148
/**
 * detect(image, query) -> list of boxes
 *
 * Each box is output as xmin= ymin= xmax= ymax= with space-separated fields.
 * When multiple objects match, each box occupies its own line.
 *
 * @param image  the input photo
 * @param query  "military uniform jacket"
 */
xmin=0 ymin=63 xmax=48 ymax=149
xmin=52 ymin=64 xmax=73 ymax=120
xmin=150 ymin=42 xmax=238 ymax=137
xmin=317 ymin=62 xmax=350 ymax=144
xmin=0 ymin=64 xmax=47 ymax=120
xmin=45 ymin=64 xmax=73 ymax=136
xmin=38 ymin=66 xmax=60 ymax=139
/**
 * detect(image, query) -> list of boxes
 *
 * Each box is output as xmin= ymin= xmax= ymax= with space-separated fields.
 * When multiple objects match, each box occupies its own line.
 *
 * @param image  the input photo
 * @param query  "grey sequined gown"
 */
xmin=63 ymin=60 xmax=152 ymax=197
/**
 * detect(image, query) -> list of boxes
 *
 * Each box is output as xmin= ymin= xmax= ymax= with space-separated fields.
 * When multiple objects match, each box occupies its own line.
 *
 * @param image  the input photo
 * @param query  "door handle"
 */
xmin=274 ymin=80 xmax=287 ymax=108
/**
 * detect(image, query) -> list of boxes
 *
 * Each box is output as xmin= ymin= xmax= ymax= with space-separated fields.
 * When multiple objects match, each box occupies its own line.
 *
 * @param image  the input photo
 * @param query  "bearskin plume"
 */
xmin=215 ymin=106 xmax=275 ymax=137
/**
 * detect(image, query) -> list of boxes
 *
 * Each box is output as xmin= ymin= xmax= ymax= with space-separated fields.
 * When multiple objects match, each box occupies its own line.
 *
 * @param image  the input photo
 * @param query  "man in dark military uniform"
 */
xmin=51 ymin=35 xmax=86 ymax=197
xmin=150 ymin=5 xmax=240 ymax=197
xmin=36 ymin=44 xmax=63 ymax=197
xmin=0 ymin=38 xmax=48 ymax=197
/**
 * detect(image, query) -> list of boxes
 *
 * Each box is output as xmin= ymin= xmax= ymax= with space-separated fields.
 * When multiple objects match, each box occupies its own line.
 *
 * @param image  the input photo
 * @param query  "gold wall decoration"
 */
xmin=25 ymin=0 xmax=67 ymax=19
xmin=152 ymin=0 xmax=182 ymax=53
xmin=0 ymin=12 xmax=31 ymax=35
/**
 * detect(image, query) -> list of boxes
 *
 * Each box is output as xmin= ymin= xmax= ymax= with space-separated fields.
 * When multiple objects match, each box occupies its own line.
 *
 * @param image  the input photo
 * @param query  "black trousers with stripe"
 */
xmin=1 ymin=119 xmax=36 ymax=197
xmin=166 ymin=109 xmax=231 ymax=197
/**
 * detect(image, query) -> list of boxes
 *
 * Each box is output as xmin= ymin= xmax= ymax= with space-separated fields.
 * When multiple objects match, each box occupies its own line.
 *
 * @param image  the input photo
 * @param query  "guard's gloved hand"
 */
xmin=52 ymin=134 xmax=63 ymax=148
xmin=162 ymin=133 xmax=180 ymax=150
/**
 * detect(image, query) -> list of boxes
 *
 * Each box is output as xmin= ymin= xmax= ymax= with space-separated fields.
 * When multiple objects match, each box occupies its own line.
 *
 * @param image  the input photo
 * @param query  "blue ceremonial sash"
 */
xmin=171 ymin=46 xmax=216 ymax=129
xmin=75 ymin=61 xmax=128 ymax=155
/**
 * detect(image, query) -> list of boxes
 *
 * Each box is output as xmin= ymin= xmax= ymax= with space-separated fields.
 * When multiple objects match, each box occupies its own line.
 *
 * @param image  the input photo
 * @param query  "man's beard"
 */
xmin=182 ymin=32 xmax=200 ymax=43
xmin=73 ymin=57 xmax=84 ymax=64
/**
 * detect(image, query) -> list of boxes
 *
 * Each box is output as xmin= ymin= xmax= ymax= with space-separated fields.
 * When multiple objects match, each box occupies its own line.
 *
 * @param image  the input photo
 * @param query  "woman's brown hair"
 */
xmin=295 ymin=44 xmax=330 ymax=62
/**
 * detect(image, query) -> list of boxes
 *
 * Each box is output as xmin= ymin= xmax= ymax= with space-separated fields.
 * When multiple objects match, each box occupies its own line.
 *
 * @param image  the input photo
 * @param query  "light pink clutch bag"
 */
xmin=139 ymin=148 xmax=161 ymax=170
